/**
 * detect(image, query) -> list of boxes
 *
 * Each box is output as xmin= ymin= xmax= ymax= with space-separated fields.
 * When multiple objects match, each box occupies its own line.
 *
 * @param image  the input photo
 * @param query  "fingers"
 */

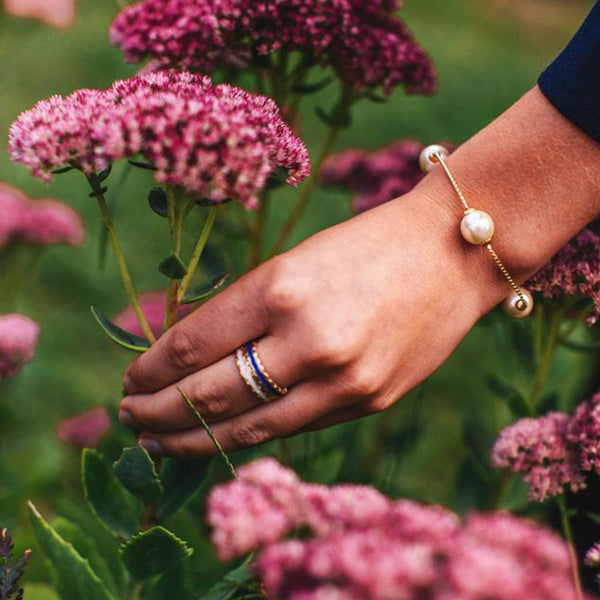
xmin=120 ymin=335 xmax=305 ymax=433
xmin=137 ymin=379 xmax=342 ymax=457
xmin=124 ymin=269 xmax=269 ymax=395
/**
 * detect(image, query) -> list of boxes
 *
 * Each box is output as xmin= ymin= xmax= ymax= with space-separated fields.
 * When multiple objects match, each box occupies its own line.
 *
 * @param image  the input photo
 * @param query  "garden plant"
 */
xmin=2 ymin=1 xmax=600 ymax=599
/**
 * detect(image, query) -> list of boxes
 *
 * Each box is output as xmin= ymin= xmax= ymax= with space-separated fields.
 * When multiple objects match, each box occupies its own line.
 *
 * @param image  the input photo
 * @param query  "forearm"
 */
xmin=396 ymin=85 xmax=600 ymax=313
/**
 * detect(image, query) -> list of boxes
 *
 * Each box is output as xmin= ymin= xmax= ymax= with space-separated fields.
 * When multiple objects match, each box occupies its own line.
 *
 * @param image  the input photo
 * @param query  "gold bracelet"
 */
xmin=419 ymin=145 xmax=533 ymax=319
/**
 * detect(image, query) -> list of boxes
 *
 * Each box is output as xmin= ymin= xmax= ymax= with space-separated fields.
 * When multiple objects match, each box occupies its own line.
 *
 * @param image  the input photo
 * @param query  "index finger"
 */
xmin=124 ymin=269 xmax=269 ymax=395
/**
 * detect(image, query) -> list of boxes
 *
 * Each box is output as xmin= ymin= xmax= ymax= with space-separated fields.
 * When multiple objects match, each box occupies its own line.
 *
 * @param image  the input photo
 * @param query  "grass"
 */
xmin=0 ymin=0 xmax=597 ymax=578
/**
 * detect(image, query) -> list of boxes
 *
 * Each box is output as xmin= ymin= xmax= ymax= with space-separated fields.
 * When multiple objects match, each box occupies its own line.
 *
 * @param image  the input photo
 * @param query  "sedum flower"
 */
xmin=109 ymin=0 xmax=435 ymax=95
xmin=567 ymin=390 xmax=600 ymax=475
xmin=9 ymin=71 xmax=310 ymax=208
xmin=585 ymin=542 xmax=600 ymax=567
xmin=320 ymin=140 xmax=428 ymax=213
xmin=0 ymin=314 xmax=40 ymax=381
xmin=3 ymin=0 xmax=75 ymax=28
xmin=492 ymin=412 xmax=586 ymax=502
xmin=56 ymin=407 xmax=111 ymax=449
xmin=0 ymin=183 xmax=84 ymax=249
xmin=527 ymin=221 xmax=600 ymax=325
xmin=207 ymin=458 xmax=579 ymax=600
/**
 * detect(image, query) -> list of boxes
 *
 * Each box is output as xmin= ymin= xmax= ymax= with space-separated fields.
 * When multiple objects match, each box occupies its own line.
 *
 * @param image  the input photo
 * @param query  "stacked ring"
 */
xmin=235 ymin=340 xmax=288 ymax=403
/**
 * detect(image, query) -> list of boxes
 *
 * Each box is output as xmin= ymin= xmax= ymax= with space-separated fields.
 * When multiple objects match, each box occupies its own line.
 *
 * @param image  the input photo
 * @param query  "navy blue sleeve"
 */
xmin=538 ymin=2 xmax=600 ymax=143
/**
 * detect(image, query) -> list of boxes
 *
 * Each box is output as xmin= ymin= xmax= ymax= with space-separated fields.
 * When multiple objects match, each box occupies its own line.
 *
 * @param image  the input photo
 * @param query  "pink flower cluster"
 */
xmin=0 ymin=183 xmax=84 ymax=249
xmin=0 ymin=313 xmax=40 ymax=381
xmin=56 ymin=407 xmax=111 ymax=449
xmin=207 ymin=458 xmax=578 ymax=600
xmin=493 ymin=392 xmax=600 ymax=501
xmin=109 ymin=0 xmax=435 ymax=95
xmin=527 ymin=221 xmax=600 ymax=325
xmin=320 ymin=140 xmax=428 ymax=213
xmin=3 ymin=0 xmax=75 ymax=28
xmin=9 ymin=70 xmax=310 ymax=208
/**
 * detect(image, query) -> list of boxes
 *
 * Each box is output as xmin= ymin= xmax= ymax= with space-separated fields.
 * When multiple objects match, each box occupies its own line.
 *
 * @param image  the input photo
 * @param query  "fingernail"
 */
xmin=140 ymin=438 xmax=164 ymax=456
xmin=123 ymin=374 xmax=135 ymax=395
xmin=119 ymin=410 xmax=136 ymax=428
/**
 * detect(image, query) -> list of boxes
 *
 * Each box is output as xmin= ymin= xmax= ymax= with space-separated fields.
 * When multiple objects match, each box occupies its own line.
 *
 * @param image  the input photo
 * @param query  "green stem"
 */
xmin=164 ymin=187 xmax=186 ymax=331
xmin=557 ymin=496 xmax=583 ymax=600
xmin=90 ymin=175 xmax=156 ymax=345
xmin=527 ymin=307 xmax=561 ymax=411
xmin=249 ymin=190 xmax=271 ymax=268
xmin=177 ymin=206 xmax=218 ymax=303
xmin=178 ymin=387 xmax=237 ymax=479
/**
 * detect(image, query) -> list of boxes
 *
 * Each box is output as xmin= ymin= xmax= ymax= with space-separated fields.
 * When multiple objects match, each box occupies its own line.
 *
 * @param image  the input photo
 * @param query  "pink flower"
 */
xmin=9 ymin=71 xmax=310 ymax=208
xmin=320 ymin=141 xmax=436 ymax=213
xmin=208 ymin=459 xmax=579 ymax=600
xmin=527 ymin=222 xmax=600 ymax=324
xmin=3 ymin=0 xmax=75 ymax=28
xmin=0 ymin=183 xmax=85 ymax=249
xmin=109 ymin=0 xmax=435 ymax=95
xmin=114 ymin=291 xmax=196 ymax=340
xmin=0 ymin=314 xmax=40 ymax=380
xmin=56 ymin=407 xmax=111 ymax=448
xmin=567 ymin=391 xmax=600 ymax=475
xmin=585 ymin=542 xmax=600 ymax=567
xmin=492 ymin=412 xmax=586 ymax=502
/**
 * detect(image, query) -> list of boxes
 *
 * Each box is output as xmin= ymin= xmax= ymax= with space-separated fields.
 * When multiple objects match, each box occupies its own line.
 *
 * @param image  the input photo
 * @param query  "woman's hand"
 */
xmin=120 ymin=86 xmax=600 ymax=457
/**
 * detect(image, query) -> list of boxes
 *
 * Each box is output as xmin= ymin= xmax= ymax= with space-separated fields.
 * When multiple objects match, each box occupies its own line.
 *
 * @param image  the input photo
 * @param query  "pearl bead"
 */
xmin=460 ymin=210 xmax=495 ymax=245
xmin=419 ymin=144 xmax=449 ymax=173
xmin=503 ymin=288 xmax=534 ymax=319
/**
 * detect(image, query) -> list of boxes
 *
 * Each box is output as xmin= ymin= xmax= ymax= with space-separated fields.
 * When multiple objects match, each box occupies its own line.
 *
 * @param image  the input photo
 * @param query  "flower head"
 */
xmin=567 ymin=390 xmax=600 ymax=475
xmin=320 ymin=140 xmax=427 ymax=213
xmin=109 ymin=0 xmax=435 ymax=95
xmin=527 ymin=221 xmax=600 ymax=325
xmin=9 ymin=71 xmax=310 ymax=207
xmin=0 ymin=183 xmax=84 ymax=248
xmin=3 ymin=0 xmax=75 ymax=28
xmin=0 ymin=314 xmax=40 ymax=380
xmin=586 ymin=542 xmax=600 ymax=567
xmin=56 ymin=407 xmax=111 ymax=449
xmin=492 ymin=412 xmax=586 ymax=502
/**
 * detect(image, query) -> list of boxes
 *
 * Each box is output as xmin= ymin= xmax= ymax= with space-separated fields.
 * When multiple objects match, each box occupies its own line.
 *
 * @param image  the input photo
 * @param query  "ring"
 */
xmin=235 ymin=340 xmax=288 ymax=403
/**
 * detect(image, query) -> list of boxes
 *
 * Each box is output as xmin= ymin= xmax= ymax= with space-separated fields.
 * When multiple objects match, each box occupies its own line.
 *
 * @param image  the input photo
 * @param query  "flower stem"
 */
xmin=177 ymin=206 xmax=218 ymax=303
xmin=249 ymin=190 xmax=271 ymax=268
xmin=89 ymin=174 xmax=156 ymax=345
xmin=164 ymin=187 xmax=186 ymax=331
xmin=557 ymin=496 xmax=583 ymax=600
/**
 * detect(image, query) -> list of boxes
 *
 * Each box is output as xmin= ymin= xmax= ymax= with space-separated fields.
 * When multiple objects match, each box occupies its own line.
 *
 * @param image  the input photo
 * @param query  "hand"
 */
xmin=120 ymin=187 xmax=502 ymax=457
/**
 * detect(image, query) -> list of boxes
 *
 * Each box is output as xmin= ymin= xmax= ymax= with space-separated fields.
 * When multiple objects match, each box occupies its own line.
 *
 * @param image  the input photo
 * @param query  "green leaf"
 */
xmin=159 ymin=254 xmax=188 ymax=279
xmin=90 ymin=307 xmax=150 ymax=353
xmin=486 ymin=375 xmax=532 ymax=418
xmin=200 ymin=560 xmax=253 ymax=600
xmin=148 ymin=188 xmax=168 ymax=218
xmin=97 ymin=165 xmax=113 ymax=183
xmin=292 ymin=75 xmax=334 ymax=95
xmin=587 ymin=512 xmax=600 ymax=527
xmin=128 ymin=159 xmax=156 ymax=171
xmin=156 ymin=457 xmax=215 ymax=522
xmin=364 ymin=91 xmax=387 ymax=103
xmin=82 ymin=449 xmax=143 ymax=539
xmin=120 ymin=527 xmax=192 ymax=580
xmin=28 ymin=502 xmax=117 ymax=600
xmin=181 ymin=274 xmax=229 ymax=305
xmin=114 ymin=446 xmax=163 ymax=503
xmin=315 ymin=105 xmax=351 ymax=128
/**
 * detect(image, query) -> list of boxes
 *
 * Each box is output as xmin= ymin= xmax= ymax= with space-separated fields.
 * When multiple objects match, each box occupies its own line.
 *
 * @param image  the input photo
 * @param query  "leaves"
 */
xmin=181 ymin=274 xmax=229 ymax=305
xmin=159 ymin=254 xmax=188 ymax=279
xmin=0 ymin=529 xmax=31 ymax=600
xmin=315 ymin=105 xmax=352 ymax=128
xmin=128 ymin=159 xmax=156 ymax=171
xmin=90 ymin=307 xmax=150 ymax=353
xmin=114 ymin=446 xmax=163 ymax=503
xmin=120 ymin=527 xmax=192 ymax=580
xmin=27 ymin=503 xmax=117 ymax=600
xmin=292 ymin=75 xmax=334 ymax=95
xmin=97 ymin=165 xmax=113 ymax=183
xmin=200 ymin=560 xmax=254 ymax=600
xmin=82 ymin=449 xmax=143 ymax=539
xmin=486 ymin=375 xmax=532 ymax=418
xmin=148 ymin=188 xmax=168 ymax=218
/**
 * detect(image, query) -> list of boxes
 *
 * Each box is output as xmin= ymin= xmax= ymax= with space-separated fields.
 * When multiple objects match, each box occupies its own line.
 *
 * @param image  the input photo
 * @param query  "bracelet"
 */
xmin=419 ymin=144 xmax=533 ymax=319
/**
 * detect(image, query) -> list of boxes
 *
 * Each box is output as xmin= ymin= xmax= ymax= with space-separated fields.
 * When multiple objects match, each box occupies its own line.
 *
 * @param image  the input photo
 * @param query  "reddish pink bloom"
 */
xmin=492 ymin=412 xmax=586 ymax=502
xmin=585 ymin=542 xmax=600 ymax=567
xmin=9 ymin=71 xmax=310 ymax=208
xmin=527 ymin=221 xmax=600 ymax=325
xmin=56 ymin=407 xmax=111 ymax=448
xmin=109 ymin=0 xmax=435 ymax=95
xmin=208 ymin=459 xmax=579 ymax=600
xmin=0 ymin=183 xmax=84 ymax=249
xmin=320 ymin=141 xmax=435 ymax=213
xmin=114 ymin=291 xmax=196 ymax=339
xmin=0 ymin=314 xmax=40 ymax=380
xmin=3 ymin=0 xmax=75 ymax=28
xmin=567 ymin=390 xmax=600 ymax=475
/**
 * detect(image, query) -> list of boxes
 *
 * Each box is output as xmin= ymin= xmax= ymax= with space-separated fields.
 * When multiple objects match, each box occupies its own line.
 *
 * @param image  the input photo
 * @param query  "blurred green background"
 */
xmin=0 ymin=0 xmax=598 ymax=589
